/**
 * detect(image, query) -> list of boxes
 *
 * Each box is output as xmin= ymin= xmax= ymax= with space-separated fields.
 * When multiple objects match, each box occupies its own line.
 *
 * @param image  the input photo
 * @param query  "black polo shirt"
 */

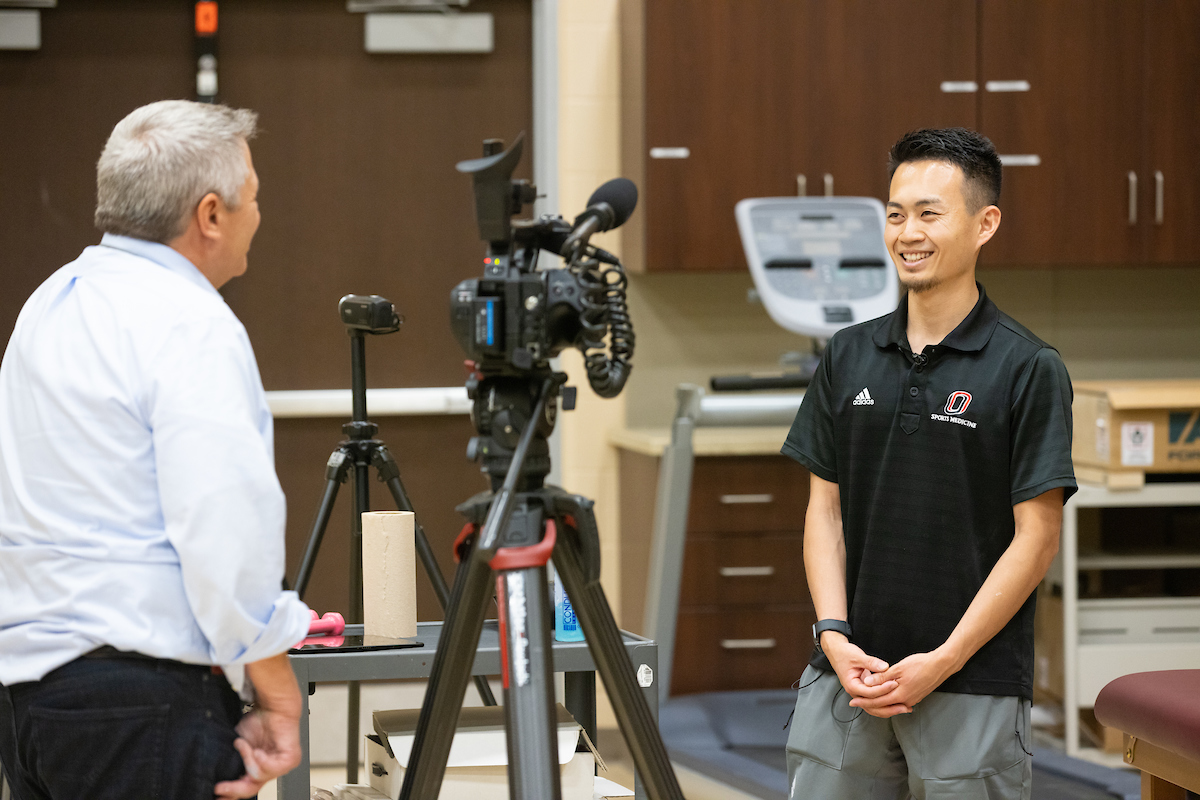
xmin=783 ymin=284 xmax=1077 ymax=698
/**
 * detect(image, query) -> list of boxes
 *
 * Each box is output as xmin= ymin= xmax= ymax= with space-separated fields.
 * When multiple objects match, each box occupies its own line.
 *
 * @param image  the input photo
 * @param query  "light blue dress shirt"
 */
xmin=0 ymin=234 xmax=310 ymax=688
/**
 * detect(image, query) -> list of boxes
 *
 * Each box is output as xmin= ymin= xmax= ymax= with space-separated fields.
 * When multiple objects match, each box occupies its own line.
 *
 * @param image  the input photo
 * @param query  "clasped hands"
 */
xmin=821 ymin=634 xmax=957 ymax=719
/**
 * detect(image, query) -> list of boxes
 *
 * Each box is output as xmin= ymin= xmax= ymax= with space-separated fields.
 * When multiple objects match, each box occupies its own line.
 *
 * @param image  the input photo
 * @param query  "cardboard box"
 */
xmin=1033 ymin=583 xmax=1064 ymax=703
xmin=366 ymin=704 xmax=600 ymax=800
xmin=1072 ymin=380 xmax=1200 ymax=486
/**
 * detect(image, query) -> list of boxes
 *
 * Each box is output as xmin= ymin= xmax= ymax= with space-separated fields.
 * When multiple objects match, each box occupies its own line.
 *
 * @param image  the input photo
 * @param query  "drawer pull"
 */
xmin=650 ymin=146 xmax=690 ymax=159
xmin=719 ymin=566 xmax=775 ymax=578
xmin=985 ymin=79 xmax=1031 ymax=92
xmin=1155 ymin=170 xmax=1164 ymax=225
xmin=998 ymin=154 xmax=1041 ymax=167
xmin=720 ymin=638 xmax=777 ymax=650
xmin=719 ymin=493 xmax=774 ymax=504
xmin=940 ymin=80 xmax=978 ymax=93
xmin=1128 ymin=171 xmax=1138 ymax=226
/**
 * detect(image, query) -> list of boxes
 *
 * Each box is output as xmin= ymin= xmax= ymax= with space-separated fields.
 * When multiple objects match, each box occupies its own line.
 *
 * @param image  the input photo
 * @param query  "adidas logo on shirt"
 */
xmin=853 ymin=388 xmax=875 ymax=406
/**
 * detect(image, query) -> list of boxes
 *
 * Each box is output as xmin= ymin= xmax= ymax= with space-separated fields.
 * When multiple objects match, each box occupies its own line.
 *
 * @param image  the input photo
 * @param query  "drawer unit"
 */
xmin=671 ymin=607 xmax=815 ymax=696
xmin=675 ymin=456 xmax=813 ymax=695
xmin=687 ymin=456 xmax=809 ymax=534
xmin=616 ymin=443 xmax=814 ymax=696
xmin=679 ymin=535 xmax=804 ymax=607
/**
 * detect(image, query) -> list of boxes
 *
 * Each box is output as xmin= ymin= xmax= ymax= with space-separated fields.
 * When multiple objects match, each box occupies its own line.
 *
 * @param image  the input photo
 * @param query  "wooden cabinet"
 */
xmin=617 ymin=445 xmax=815 ymax=696
xmin=976 ymin=0 xmax=1200 ymax=266
xmin=977 ymin=1 xmax=1145 ymax=265
xmin=672 ymin=456 xmax=815 ymax=695
xmin=1142 ymin=0 xmax=1200 ymax=264
xmin=628 ymin=0 xmax=976 ymax=273
xmin=622 ymin=0 xmax=1200 ymax=271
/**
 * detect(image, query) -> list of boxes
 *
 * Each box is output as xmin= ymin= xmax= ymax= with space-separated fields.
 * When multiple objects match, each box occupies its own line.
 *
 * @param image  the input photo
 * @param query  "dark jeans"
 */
xmin=0 ymin=654 xmax=247 ymax=800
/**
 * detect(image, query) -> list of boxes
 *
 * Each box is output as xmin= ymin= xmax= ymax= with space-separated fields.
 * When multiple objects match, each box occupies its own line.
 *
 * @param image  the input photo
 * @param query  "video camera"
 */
xmin=450 ymin=133 xmax=636 ymax=398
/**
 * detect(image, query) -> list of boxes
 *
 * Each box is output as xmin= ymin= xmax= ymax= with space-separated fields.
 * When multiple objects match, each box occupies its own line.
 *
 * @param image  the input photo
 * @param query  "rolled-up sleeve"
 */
xmin=149 ymin=315 xmax=310 ymax=666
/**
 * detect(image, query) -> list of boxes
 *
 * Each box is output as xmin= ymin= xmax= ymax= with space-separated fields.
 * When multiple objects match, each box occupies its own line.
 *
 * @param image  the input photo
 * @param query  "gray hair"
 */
xmin=95 ymin=100 xmax=258 ymax=243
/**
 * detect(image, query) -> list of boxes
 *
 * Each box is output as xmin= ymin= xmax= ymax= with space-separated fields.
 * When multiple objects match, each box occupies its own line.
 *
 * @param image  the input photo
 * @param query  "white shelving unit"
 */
xmin=1058 ymin=482 xmax=1200 ymax=757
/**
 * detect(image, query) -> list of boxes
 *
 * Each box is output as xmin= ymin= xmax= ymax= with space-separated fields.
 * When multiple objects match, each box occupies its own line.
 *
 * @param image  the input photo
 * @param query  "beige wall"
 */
xmin=624 ymin=267 xmax=1200 ymax=428
xmin=556 ymin=0 xmax=626 ymax=612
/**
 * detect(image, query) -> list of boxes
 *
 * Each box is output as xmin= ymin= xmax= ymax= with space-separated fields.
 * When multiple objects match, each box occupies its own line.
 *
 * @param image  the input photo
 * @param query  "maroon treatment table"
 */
xmin=1094 ymin=670 xmax=1200 ymax=800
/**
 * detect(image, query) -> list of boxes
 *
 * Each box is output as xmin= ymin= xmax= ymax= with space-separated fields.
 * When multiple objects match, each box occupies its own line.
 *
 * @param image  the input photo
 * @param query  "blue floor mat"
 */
xmin=660 ymin=691 xmax=1141 ymax=800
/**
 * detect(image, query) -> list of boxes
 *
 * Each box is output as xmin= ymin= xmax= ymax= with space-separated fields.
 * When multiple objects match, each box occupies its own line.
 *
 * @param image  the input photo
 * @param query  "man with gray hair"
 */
xmin=0 ymin=100 xmax=310 ymax=800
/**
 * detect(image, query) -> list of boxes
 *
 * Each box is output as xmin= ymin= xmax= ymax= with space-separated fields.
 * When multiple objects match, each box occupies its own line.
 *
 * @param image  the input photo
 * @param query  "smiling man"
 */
xmin=780 ymin=128 xmax=1077 ymax=799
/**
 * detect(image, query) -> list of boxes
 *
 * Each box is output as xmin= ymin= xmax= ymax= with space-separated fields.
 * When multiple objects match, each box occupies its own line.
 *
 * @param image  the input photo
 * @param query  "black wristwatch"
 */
xmin=812 ymin=619 xmax=852 ymax=646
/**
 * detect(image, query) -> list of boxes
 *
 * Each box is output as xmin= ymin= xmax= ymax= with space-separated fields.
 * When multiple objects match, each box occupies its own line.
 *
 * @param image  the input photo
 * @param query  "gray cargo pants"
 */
xmin=786 ymin=666 xmax=1032 ymax=800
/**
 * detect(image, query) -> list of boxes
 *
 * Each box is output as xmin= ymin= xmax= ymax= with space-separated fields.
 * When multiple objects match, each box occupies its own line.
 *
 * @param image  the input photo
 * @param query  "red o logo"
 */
xmin=945 ymin=391 xmax=972 ymax=415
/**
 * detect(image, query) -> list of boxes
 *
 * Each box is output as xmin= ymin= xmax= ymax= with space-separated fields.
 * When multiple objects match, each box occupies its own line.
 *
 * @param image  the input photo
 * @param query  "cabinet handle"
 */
xmin=1128 ymin=171 xmax=1138 ymax=226
xmin=719 ymin=493 xmax=774 ymax=504
xmin=796 ymin=174 xmax=806 ymax=196
xmin=985 ymin=79 xmax=1031 ymax=92
xmin=720 ymin=638 xmax=777 ymax=650
xmin=940 ymin=80 xmax=978 ymax=93
xmin=1155 ymin=170 xmax=1164 ymax=225
xmin=824 ymin=173 xmax=834 ymax=197
xmin=719 ymin=566 xmax=775 ymax=578
xmin=998 ymin=154 xmax=1041 ymax=167
xmin=650 ymin=147 xmax=690 ymax=159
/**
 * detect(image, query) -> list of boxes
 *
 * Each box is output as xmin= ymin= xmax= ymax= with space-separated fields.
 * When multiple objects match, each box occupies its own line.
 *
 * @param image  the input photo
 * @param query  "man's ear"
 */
xmin=976 ymin=205 xmax=1001 ymax=248
xmin=195 ymin=192 xmax=222 ymax=240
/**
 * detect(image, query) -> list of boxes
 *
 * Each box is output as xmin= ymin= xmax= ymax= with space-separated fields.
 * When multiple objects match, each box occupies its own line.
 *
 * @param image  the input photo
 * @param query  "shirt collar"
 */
xmin=872 ymin=282 xmax=1000 ymax=353
xmin=99 ymin=233 xmax=220 ymax=297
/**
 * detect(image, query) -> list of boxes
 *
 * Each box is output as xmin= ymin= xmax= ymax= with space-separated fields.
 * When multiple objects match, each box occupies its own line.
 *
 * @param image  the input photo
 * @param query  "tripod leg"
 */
xmin=400 ymin=377 xmax=553 ymax=800
xmin=397 ymin=525 xmax=497 ymax=800
xmin=293 ymin=450 xmax=351 ymax=598
xmin=496 ymin=562 xmax=561 ymax=800
xmin=553 ymin=508 xmax=685 ymax=800
xmin=377 ymin=454 xmax=498 ymax=707
xmin=373 ymin=446 xmax=453 ymax=604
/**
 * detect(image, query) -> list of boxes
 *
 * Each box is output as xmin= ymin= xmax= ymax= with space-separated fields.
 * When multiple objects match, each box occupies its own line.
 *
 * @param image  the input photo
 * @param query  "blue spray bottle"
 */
xmin=552 ymin=562 xmax=585 ymax=642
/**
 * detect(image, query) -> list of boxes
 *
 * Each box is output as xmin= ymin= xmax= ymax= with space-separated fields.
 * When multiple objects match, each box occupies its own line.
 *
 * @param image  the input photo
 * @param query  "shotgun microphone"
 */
xmin=560 ymin=177 xmax=638 ymax=259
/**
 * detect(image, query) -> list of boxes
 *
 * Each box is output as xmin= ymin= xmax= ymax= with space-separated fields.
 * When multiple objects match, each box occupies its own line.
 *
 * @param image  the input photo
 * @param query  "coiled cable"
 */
xmin=571 ymin=251 xmax=634 ymax=398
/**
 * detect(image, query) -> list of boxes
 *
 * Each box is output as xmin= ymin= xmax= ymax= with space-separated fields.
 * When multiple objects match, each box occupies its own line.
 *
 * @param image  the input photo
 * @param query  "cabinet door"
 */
xmin=1143 ymin=0 xmax=1200 ymax=264
xmin=789 ymin=2 xmax=977 ymax=201
xmin=643 ymin=0 xmax=810 ymax=272
xmin=978 ymin=1 xmax=1145 ymax=265
xmin=642 ymin=0 xmax=976 ymax=272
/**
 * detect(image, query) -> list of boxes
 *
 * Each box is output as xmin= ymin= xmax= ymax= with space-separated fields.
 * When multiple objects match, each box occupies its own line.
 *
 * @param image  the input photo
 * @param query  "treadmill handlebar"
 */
xmin=673 ymin=383 xmax=803 ymax=428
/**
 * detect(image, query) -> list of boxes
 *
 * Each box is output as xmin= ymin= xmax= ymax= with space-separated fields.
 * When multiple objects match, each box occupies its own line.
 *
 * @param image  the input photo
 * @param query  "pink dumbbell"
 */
xmin=308 ymin=610 xmax=346 ymax=636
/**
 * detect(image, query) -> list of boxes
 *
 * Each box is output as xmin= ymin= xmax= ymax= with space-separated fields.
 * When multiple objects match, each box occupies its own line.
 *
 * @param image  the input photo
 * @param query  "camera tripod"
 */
xmin=290 ymin=304 xmax=496 ymax=783
xmin=398 ymin=369 xmax=684 ymax=800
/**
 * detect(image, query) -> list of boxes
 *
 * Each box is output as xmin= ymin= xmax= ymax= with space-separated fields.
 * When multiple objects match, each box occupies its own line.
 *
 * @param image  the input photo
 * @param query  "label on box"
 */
xmin=1121 ymin=422 xmax=1154 ymax=466
xmin=1167 ymin=410 xmax=1200 ymax=465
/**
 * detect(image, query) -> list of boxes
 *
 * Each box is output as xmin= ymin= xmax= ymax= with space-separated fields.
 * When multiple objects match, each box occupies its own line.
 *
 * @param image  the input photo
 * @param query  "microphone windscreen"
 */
xmin=586 ymin=178 xmax=639 ymax=230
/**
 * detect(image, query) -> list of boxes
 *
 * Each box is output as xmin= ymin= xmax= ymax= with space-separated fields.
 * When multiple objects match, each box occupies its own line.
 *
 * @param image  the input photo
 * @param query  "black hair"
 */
xmin=887 ymin=128 xmax=1002 ymax=212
